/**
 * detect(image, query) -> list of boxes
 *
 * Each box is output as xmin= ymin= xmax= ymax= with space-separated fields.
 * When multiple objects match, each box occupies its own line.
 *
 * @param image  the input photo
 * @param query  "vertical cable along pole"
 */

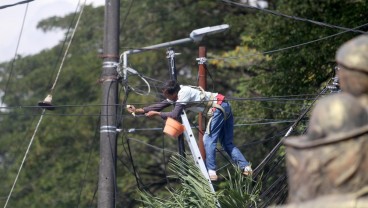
xmin=197 ymin=46 xmax=207 ymax=160
xmin=166 ymin=48 xmax=185 ymax=157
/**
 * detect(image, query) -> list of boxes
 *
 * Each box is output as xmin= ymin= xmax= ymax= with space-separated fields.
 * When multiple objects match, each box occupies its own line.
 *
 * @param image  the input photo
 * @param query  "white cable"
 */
xmin=3 ymin=110 xmax=45 ymax=208
xmin=3 ymin=1 xmax=87 ymax=207
xmin=121 ymin=67 xmax=151 ymax=96
xmin=134 ymin=75 xmax=151 ymax=96
xmin=50 ymin=0 xmax=87 ymax=92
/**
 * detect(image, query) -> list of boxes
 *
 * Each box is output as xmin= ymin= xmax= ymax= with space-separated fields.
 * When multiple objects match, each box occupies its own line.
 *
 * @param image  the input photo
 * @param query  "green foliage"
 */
xmin=139 ymin=154 xmax=261 ymax=208
xmin=218 ymin=168 xmax=261 ymax=207
xmin=0 ymin=0 xmax=367 ymax=207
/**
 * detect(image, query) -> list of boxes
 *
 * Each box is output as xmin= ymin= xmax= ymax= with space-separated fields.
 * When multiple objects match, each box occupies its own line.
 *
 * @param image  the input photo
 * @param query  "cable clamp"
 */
xmin=196 ymin=57 xmax=207 ymax=65
xmin=100 ymin=125 xmax=117 ymax=133
xmin=103 ymin=61 xmax=119 ymax=68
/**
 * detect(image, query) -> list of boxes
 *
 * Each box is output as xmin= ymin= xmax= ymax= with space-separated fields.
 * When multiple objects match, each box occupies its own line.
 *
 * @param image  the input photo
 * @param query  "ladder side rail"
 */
xmin=180 ymin=111 xmax=215 ymax=192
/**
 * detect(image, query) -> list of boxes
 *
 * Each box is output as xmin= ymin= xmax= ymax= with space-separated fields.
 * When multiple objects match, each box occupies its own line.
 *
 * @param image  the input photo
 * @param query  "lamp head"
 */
xmin=189 ymin=24 xmax=230 ymax=42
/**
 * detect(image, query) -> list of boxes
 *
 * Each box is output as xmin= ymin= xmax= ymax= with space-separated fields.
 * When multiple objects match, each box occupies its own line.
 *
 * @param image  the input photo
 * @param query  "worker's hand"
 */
xmin=126 ymin=105 xmax=136 ymax=116
xmin=126 ymin=105 xmax=136 ymax=113
xmin=145 ymin=111 xmax=161 ymax=117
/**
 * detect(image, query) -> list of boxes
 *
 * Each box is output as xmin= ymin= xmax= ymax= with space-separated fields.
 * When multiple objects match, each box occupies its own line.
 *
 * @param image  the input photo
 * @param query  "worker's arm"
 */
xmin=127 ymin=100 xmax=171 ymax=115
xmin=159 ymin=103 xmax=185 ymax=120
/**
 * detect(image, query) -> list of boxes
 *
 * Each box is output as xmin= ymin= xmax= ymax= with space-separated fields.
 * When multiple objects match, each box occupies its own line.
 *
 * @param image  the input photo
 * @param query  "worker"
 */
xmin=127 ymin=79 xmax=252 ymax=181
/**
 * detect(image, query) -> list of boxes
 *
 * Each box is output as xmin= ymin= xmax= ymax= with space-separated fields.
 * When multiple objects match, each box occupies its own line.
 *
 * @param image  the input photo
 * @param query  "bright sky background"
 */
xmin=0 ymin=0 xmax=105 ymax=62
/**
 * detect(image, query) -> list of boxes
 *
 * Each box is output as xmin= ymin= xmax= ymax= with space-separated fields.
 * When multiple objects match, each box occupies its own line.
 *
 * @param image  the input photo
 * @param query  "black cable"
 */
xmin=258 ymin=175 xmax=288 ymax=207
xmin=261 ymin=154 xmax=285 ymax=180
xmin=119 ymin=0 xmax=135 ymax=41
xmin=0 ymin=0 xmax=33 ymax=9
xmin=253 ymin=85 xmax=329 ymax=177
xmin=117 ymin=71 xmax=153 ymax=190
xmin=87 ymin=180 xmax=99 ymax=207
xmin=1 ymin=2 xmax=29 ymax=106
xmin=126 ymin=137 xmax=146 ymax=192
xmin=161 ymin=129 xmax=174 ymax=191
xmin=0 ymin=94 xmax=319 ymax=110
xmin=222 ymin=0 xmax=366 ymax=34
xmin=76 ymin=115 xmax=100 ymax=208
xmin=96 ymin=81 xmax=119 ymax=204
xmin=208 ymin=22 xmax=368 ymax=62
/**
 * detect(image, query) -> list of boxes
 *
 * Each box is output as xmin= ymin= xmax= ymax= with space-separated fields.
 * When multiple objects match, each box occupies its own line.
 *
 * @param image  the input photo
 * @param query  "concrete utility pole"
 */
xmin=98 ymin=0 xmax=120 ymax=207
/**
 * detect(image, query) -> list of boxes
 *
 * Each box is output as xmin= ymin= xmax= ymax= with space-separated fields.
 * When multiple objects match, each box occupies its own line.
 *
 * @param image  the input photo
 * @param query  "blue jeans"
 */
xmin=204 ymin=101 xmax=249 ymax=171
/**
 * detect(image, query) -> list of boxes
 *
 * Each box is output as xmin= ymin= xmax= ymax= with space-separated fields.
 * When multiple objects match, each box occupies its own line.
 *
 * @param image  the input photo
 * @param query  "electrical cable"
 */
xmin=76 ymin=114 xmax=101 ymax=208
xmin=252 ymin=86 xmax=329 ymax=177
xmin=114 ymin=79 xmax=320 ymax=206
xmin=87 ymin=180 xmax=99 ymax=208
xmin=46 ymin=0 xmax=83 ymax=90
xmin=0 ymin=93 xmax=319 ymax=110
xmin=258 ymin=174 xmax=288 ymax=207
xmin=119 ymin=0 xmax=135 ymax=42
xmin=3 ymin=110 xmax=45 ymax=208
xmin=161 ymin=131 xmax=174 ymax=191
xmin=2 ymin=0 xmax=350 ymax=206
xmin=222 ymin=0 xmax=366 ymax=34
xmin=126 ymin=138 xmax=176 ymax=154
xmin=1 ymin=2 xmax=29 ymax=106
xmin=1 ymin=2 xmax=92 ymax=207
xmin=247 ymin=73 xmax=336 ymax=205
xmin=118 ymin=73 xmax=156 ymax=192
xmin=0 ymin=0 xmax=33 ymax=9
xmin=103 ymin=81 xmax=119 ymax=205
xmin=126 ymin=138 xmax=144 ymax=191
xmin=208 ymin=22 xmax=368 ymax=62
xmin=48 ymin=2 xmax=86 ymax=95
xmin=116 ymin=83 xmax=155 ymax=192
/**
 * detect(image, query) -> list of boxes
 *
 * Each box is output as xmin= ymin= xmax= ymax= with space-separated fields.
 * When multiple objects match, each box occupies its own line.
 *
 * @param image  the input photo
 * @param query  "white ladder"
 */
xmin=180 ymin=111 xmax=216 ymax=193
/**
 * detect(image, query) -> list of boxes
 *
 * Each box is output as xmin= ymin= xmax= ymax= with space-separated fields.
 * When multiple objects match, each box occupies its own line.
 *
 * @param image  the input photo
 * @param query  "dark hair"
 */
xmin=162 ymin=80 xmax=180 ymax=95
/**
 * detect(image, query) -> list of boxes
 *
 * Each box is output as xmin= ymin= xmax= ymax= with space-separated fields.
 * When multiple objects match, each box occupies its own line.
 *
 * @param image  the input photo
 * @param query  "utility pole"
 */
xmin=98 ymin=0 xmax=120 ymax=207
xmin=197 ymin=46 xmax=207 ymax=160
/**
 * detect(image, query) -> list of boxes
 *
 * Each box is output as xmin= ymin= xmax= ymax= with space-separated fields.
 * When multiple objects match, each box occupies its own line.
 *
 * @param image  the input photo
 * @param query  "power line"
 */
xmin=47 ymin=0 xmax=86 ymax=91
xmin=222 ymin=0 xmax=366 ymax=34
xmin=3 ymin=110 xmax=45 ymax=208
xmin=209 ymin=22 xmax=368 ymax=61
xmin=0 ymin=0 xmax=33 ymax=9
xmin=49 ymin=2 xmax=86 ymax=94
xmin=1 ymin=2 xmax=29 ymax=106
xmin=0 ymin=93 xmax=320 ymax=110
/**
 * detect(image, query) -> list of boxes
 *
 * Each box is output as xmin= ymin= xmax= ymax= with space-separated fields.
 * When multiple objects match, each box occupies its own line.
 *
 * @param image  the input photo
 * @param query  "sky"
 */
xmin=0 ymin=0 xmax=105 ymax=62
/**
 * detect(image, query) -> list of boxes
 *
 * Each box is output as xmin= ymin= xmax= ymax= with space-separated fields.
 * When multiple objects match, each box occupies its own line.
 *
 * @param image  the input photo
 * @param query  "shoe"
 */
xmin=243 ymin=165 xmax=253 ymax=176
xmin=209 ymin=174 xmax=218 ymax=181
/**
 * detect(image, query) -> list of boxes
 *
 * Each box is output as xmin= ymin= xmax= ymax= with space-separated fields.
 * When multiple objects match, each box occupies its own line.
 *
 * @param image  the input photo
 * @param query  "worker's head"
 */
xmin=336 ymin=35 xmax=368 ymax=96
xmin=162 ymin=80 xmax=180 ymax=101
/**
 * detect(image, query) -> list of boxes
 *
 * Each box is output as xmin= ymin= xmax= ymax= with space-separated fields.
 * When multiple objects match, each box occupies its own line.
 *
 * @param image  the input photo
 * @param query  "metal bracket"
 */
xmin=103 ymin=61 xmax=119 ymax=68
xmin=196 ymin=57 xmax=207 ymax=65
xmin=100 ymin=125 xmax=117 ymax=133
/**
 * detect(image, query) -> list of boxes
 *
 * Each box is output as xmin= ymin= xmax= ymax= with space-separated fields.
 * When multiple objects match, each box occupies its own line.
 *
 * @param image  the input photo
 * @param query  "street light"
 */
xmin=118 ymin=24 xmax=230 ymax=95
xmin=120 ymin=24 xmax=230 ymax=69
xmin=189 ymin=24 xmax=230 ymax=42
